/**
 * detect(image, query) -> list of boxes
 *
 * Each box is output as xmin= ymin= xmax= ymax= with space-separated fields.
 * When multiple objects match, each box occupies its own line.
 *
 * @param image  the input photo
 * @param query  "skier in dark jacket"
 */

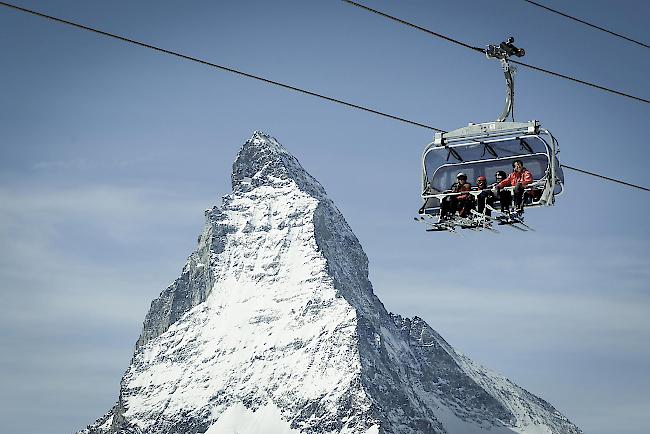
xmin=476 ymin=175 xmax=495 ymax=216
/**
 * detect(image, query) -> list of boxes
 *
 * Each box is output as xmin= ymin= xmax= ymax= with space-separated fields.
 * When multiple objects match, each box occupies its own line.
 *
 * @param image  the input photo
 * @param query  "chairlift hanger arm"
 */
xmin=485 ymin=37 xmax=526 ymax=122
xmin=497 ymin=60 xmax=514 ymax=122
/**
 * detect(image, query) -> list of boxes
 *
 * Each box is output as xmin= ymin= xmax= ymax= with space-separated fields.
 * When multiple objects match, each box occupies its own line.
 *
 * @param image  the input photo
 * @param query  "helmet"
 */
xmin=456 ymin=172 xmax=467 ymax=179
xmin=477 ymin=176 xmax=487 ymax=182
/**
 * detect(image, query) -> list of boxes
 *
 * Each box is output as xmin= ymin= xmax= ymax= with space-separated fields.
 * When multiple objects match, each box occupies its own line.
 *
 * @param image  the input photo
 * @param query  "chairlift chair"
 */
xmin=417 ymin=38 xmax=564 ymax=230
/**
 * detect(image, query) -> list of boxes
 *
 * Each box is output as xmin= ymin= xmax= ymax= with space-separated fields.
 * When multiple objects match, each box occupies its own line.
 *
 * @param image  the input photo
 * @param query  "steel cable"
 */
xmin=522 ymin=0 xmax=650 ymax=50
xmin=343 ymin=0 xmax=650 ymax=104
xmin=0 ymin=1 xmax=647 ymax=192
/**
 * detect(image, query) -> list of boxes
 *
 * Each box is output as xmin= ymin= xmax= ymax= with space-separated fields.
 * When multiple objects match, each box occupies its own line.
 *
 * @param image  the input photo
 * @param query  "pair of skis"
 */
xmin=482 ymin=204 xmax=535 ymax=232
xmin=414 ymin=213 xmax=499 ymax=235
xmin=415 ymin=205 xmax=534 ymax=234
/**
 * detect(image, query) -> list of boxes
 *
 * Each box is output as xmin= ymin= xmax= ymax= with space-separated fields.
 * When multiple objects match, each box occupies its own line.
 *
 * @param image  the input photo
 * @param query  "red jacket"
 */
xmin=498 ymin=168 xmax=533 ymax=188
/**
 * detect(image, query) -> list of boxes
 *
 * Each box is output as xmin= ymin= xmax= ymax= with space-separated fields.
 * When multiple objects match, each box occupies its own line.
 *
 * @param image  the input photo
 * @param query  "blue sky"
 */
xmin=0 ymin=1 xmax=648 ymax=433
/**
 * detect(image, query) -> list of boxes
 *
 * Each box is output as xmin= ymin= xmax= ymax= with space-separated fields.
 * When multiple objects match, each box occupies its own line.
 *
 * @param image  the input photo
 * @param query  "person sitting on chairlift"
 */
xmin=496 ymin=160 xmax=533 ymax=213
xmin=457 ymin=180 xmax=474 ymax=218
xmin=476 ymin=175 xmax=497 ymax=216
xmin=440 ymin=172 xmax=473 ymax=221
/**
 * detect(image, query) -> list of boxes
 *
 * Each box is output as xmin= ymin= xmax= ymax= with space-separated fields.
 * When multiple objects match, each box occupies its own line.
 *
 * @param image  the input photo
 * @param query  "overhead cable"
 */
xmin=343 ymin=0 xmax=650 ymax=104
xmin=0 ymin=1 xmax=647 ymax=192
xmin=507 ymin=58 xmax=649 ymax=103
xmin=339 ymin=0 xmax=483 ymax=54
xmin=522 ymin=0 xmax=650 ymax=50
xmin=560 ymin=164 xmax=650 ymax=192
xmin=0 ymin=1 xmax=443 ymax=132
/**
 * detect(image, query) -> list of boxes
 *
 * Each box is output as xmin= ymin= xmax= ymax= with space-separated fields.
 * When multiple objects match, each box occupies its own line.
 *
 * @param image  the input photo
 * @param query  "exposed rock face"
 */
xmin=80 ymin=132 xmax=582 ymax=434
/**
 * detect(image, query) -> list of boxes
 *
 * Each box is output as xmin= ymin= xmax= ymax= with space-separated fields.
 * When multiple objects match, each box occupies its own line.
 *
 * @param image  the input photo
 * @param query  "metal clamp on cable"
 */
xmin=485 ymin=37 xmax=526 ymax=60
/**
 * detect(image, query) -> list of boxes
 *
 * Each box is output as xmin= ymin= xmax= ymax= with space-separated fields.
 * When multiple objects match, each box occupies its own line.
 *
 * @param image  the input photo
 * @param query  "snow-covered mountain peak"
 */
xmin=231 ymin=131 xmax=326 ymax=198
xmin=81 ymin=133 xmax=582 ymax=434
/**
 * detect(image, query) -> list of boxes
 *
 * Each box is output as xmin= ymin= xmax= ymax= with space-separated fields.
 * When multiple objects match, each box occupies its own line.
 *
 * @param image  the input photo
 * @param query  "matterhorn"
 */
xmin=80 ymin=132 xmax=582 ymax=434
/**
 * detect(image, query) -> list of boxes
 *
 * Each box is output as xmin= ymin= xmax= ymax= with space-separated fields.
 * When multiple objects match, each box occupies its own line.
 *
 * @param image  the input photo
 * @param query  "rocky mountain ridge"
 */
xmin=80 ymin=131 xmax=581 ymax=434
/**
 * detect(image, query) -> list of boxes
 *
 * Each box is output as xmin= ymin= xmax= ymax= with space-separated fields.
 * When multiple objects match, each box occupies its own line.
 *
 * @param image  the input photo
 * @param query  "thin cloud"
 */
xmin=31 ymin=153 xmax=168 ymax=171
xmin=0 ymin=184 xmax=216 ymax=330
xmin=375 ymin=276 xmax=650 ymax=355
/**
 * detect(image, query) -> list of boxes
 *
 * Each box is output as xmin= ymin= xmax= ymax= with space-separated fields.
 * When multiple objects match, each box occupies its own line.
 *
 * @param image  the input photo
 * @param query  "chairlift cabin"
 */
xmin=419 ymin=120 xmax=564 ymax=217
xmin=417 ymin=38 xmax=565 ymax=225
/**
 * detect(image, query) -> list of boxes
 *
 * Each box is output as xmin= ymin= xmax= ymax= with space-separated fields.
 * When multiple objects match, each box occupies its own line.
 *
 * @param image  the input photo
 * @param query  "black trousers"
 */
xmin=441 ymin=195 xmax=474 ymax=218
xmin=477 ymin=190 xmax=496 ymax=215
xmin=440 ymin=195 xmax=457 ymax=219
xmin=499 ymin=184 xmax=525 ymax=211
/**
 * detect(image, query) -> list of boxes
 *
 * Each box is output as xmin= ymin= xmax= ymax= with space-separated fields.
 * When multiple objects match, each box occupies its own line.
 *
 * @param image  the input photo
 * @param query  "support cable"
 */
xmin=522 ymin=0 xmax=650 ymax=50
xmin=340 ymin=0 xmax=484 ymax=54
xmin=508 ymin=58 xmax=648 ymax=104
xmin=560 ymin=164 xmax=650 ymax=192
xmin=0 ymin=1 xmax=443 ymax=132
xmin=343 ymin=0 xmax=650 ymax=104
xmin=0 ymin=1 xmax=647 ymax=192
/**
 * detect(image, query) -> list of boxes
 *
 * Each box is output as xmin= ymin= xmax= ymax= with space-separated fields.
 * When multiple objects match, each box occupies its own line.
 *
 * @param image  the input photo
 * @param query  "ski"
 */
xmin=416 ymin=215 xmax=460 ymax=235
xmin=417 ymin=205 xmax=536 ymax=234
xmin=469 ymin=209 xmax=500 ymax=233
xmin=498 ymin=220 xmax=528 ymax=231
xmin=485 ymin=205 xmax=534 ymax=232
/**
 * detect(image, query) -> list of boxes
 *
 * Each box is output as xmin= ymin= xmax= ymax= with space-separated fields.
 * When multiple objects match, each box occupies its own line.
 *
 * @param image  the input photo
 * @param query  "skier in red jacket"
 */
xmin=496 ymin=160 xmax=533 ymax=213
